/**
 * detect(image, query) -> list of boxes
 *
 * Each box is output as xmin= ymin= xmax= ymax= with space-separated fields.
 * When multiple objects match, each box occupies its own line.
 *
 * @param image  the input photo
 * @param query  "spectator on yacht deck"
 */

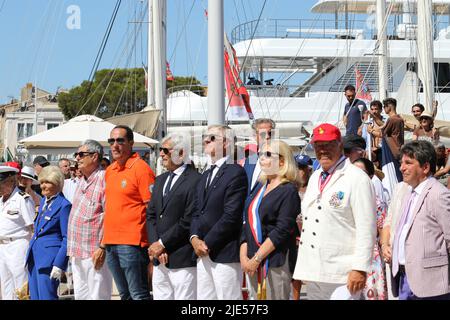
xmin=342 ymin=85 xmax=367 ymax=136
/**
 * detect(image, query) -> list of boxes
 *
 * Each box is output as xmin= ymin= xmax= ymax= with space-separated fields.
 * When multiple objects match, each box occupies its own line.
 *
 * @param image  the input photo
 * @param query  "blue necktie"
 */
xmin=320 ymin=171 xmax=330 ymax=188
xmin=205 ymin=165 xmax=217 ymax=192
xmin=163 ymin=172 xmax=176 ymax=204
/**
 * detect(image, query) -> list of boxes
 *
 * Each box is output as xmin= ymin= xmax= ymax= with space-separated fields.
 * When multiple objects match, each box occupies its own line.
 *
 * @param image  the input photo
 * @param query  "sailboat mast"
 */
xmin=147 ymin=0 xmax=155 ymax=107
xmin=417 ymin=0 xmax=434 ymax=113
xmin=376 ymin=0 xmax=388 ymax=101
xmin=152 ymin=0 xmax=167 ymax=136
xmin=207 ymin=0 xmax=225 ymax=125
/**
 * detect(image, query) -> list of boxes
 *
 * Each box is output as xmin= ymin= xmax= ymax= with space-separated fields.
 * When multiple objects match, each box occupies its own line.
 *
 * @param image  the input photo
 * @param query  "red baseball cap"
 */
xmin=312 ymin=123 xmax=341 ymax=143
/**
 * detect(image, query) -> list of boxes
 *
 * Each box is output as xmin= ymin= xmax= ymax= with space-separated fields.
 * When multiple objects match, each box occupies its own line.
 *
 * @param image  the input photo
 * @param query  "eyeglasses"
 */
xmin=74 ymin=151 xmax=95 ymax=158
xmin=258 ymin=151 xmax=280 ymax=158
xmin=202 ymin=134 xmax=223 ymax=144
xmin=159 ymin=147 xmax=173 ymax=155
xmin=107 ymin=137 xmax=126 ymax=145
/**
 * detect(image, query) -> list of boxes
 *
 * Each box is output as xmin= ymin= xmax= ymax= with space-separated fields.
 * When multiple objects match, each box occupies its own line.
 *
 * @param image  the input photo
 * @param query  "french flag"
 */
xmin=381 ymin=137 xmax=403 ymax=197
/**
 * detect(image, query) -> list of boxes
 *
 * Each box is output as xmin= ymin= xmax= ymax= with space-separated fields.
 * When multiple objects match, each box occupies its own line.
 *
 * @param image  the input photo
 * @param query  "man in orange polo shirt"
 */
xmin=103 ymin=125 xmax=155 ymax=300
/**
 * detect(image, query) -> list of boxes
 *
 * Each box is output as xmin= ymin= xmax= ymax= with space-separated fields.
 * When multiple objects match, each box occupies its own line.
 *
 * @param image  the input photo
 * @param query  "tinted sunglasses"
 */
xmin=202 ymin=134 xmax=223 ymax=143
xmin=258 ymin=131 xmax=272 ymax=139
xmin=107 ymin=137 xmax=126 ymax=145
xmin=74 ymin=151 xmax=95 ymax=158
xmin=258 ymin=151 xmax=280 ymax=158
xmin=159 ymin=147 xmax=172 ymax=155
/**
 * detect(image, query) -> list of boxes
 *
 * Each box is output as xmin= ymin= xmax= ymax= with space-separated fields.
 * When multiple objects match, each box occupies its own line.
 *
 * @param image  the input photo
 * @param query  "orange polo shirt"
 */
xmin=103 ymin=152 xmax=155 ymax=247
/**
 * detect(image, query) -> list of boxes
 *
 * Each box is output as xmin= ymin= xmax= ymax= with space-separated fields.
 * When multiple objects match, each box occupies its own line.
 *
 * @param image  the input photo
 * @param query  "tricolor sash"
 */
xmin=247 ymin=182 xmax=269 ymax=299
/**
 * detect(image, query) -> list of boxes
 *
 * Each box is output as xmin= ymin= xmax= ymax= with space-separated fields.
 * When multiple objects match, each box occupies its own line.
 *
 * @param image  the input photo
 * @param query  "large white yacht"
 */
xmin=167 ymin=0 xmax=450 ymax=135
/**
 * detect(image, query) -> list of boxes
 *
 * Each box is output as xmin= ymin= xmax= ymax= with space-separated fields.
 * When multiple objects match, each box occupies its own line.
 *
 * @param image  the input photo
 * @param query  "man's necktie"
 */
xmin=205 ymin=165 xmax=217 ymax=192
xmin=320 ymin=171 xmax=330 ymax=188
xmin=392 ymin=190 xmax=417 ymax=276
xmin=163 ymin=172 xmax=176 ymax=204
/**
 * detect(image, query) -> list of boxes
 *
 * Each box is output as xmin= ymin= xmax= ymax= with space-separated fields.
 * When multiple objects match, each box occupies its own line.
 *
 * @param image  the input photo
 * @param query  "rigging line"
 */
xmin=168 ymin=0 xmax=196 ymax=62
xmin=27 ymin=0 xmax=54 ymax=82
xmin=39 ymin=0 xmax=67 ymax=89
xmin=77 ymin=0 xmax=122 ymax=116
xmin=225 ymin=0 xmax=268 ymax=116
xmin=96 ymin=4 xmax=147 ymax=116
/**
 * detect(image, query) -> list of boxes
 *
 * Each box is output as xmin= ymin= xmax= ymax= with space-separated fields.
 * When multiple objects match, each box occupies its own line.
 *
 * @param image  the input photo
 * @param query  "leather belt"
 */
xmin=0 ymin=236 xmax=28 ymax=244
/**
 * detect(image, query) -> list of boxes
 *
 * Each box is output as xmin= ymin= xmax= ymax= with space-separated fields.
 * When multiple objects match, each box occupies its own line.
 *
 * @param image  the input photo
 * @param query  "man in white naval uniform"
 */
xmin=0 ymin=166 xmax=36 ymax=300
xmin=293 ymin=123 xmax=376 ymax=300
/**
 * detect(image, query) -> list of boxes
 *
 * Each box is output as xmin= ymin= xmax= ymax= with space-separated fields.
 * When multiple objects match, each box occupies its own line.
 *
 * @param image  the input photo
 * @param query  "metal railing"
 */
xmin=230 ymin=18 xmax=448 ymax=44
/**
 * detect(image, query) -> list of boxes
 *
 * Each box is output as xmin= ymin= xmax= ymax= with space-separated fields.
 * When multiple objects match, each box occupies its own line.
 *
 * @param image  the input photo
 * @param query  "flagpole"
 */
xmin=376 ymin=0 xmax=388 ymax=101
xmin=208 ymin=0 xmax=225 ymax=125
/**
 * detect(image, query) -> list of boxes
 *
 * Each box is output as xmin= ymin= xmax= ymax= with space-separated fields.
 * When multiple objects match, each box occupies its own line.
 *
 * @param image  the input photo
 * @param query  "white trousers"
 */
xmin=71 ymin=257 xmax=113 ymax=300
xmin=152 ymin=264 xmax=196 ymax=300
xmin=197 ymin=256 xmax=242 ymax=300
xmin=0 ymin=239 xmax=28 ymax=300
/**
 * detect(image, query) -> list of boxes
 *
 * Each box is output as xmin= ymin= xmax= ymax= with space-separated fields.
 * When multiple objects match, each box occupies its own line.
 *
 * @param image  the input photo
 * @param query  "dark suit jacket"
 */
xmin=190 ymin=163 xmax=248 ymax=263
xmin=26 ymin=192 xmax=71 ymax=271
xmin=146 ymin=165 xmax=200 ymax=269
xmin=242 ymin=182 xmax=300 ymax=268
xmin=243 ymin=153 xmax=260 ymax=196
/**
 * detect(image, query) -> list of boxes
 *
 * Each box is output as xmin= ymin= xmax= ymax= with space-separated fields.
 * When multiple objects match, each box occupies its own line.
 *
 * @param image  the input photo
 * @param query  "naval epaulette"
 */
xmin=18 ymin=191 xmax=30 ymax=199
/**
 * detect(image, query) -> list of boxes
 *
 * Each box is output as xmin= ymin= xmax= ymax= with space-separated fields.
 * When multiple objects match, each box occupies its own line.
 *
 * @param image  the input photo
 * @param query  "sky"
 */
xmin=0 ymin=0 xmax=321 ymax=104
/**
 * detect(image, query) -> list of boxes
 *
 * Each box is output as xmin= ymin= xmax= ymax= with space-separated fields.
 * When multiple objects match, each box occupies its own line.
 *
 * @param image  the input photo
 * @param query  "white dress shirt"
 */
xmin=162 ymin=164 xmax=187 ymax=194
xmin=398 ymin=177 xmax=430 ymax=265
xmin=206 ymin=156 xmax=229 ymax=187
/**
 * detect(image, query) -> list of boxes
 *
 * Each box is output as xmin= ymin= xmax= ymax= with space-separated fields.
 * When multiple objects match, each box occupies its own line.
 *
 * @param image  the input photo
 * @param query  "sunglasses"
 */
xmin=257 ymin=131 xmax=272 ymax=139
xmin=202 ymin=134 xmax=223 ymax=144
xmin=74 ymin=151 xmax=95 ymax=158
xmin=159 ymin=147 xmax=173 ymax=155
xmin=258 ymin=151 xmax=280 ymax=158
xmin=107 ymin=137 xmax=126 ymax=145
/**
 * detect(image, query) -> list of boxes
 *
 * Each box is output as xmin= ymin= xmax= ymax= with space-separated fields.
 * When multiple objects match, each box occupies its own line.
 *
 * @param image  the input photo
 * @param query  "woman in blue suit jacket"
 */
xmin=26 ymin=166 xmax=71 ymax=300
xmin=240 ymin=140 xmax=300 ymax=300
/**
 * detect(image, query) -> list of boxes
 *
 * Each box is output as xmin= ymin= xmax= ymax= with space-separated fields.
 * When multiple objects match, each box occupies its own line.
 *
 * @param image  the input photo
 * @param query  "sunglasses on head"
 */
xmin=159 ymin=147 xmax=172 ymax=155
xmin=74 ymin=151 xmax=95 ymax=158
xmin=107 ymin=137 xmax=126 ymax=145
xmin=258 ymin=151 xmax=280 ymax=158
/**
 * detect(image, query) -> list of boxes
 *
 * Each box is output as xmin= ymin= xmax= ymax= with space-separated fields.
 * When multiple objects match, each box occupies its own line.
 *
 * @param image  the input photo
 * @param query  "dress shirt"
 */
xmin=162 ymin=164 xmax=187 ymax=195
xmin=207 ymin=156 xmax=229 ymax=184
xmin=251 ymin=160 xmax=261 ymax=190
xmin=398 ymin=177 xmax=430 ymax=265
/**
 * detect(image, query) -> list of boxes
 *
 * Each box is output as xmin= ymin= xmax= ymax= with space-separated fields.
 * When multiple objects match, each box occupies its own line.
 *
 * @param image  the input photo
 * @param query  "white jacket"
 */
xmin=293 ymin=159 xmax=377 ymax=284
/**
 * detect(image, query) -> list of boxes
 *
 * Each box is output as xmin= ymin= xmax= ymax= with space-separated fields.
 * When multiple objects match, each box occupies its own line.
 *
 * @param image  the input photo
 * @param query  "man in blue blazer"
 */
xmin=147 ymin=133 xmax=201 ymax=300
xmin=190 ymin=125 xmax=248 ymax=300
xmin=243 ymin=118 xmax=275 ymax=196
xmin=26 ymin=166 xmax=71 ymax=300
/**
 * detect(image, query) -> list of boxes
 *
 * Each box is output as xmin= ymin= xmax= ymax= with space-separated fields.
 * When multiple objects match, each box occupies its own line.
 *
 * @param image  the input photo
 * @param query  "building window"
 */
xmin=17 ymin=123 xmax=34 ymax=140
xmin=47 ymin=123 xmax=59 ymax=130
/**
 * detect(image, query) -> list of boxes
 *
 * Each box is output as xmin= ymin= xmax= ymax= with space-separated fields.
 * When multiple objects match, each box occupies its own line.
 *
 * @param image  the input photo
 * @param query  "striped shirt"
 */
xmin=67 ymin=168 xmax=106 ymax=259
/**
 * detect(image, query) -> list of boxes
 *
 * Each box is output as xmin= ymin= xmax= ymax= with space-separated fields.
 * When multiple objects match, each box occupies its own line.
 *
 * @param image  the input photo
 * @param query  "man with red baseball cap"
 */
xmin=293 ymin=123 xmax=377 ymax=300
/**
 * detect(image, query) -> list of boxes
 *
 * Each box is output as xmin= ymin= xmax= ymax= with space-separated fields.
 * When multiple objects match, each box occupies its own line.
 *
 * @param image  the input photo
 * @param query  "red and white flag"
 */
xmin=355 ymin=66 xmax=372 ymax=102
xmin=224 ymin=34 xmax=254 ymax=120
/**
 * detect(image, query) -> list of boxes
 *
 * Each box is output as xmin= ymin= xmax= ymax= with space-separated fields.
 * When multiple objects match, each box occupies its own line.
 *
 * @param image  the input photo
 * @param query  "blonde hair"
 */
xmin=259 ymin=140 xmax=297 ymax=184
xmin=38 ymin=165 xmax=65 ymax=193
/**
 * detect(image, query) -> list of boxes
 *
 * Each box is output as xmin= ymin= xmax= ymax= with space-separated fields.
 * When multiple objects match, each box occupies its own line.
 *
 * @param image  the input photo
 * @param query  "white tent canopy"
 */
xmin=19 ymin=115 xmax=158 ymax=149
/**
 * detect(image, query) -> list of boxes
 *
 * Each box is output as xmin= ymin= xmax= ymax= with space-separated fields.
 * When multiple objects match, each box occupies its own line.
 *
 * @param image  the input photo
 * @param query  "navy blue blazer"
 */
xmin=190 ymin=163 xmax=248 ymax=263
xmin=26 ymin=192 xmax=71 ymax=271
xmin=242 ymin=182 xmax=300 ymax=268
xmin=243 ymin=153 xmax=260 ymax=195
xmin=147 ymin=165 xmax=200 ymax=269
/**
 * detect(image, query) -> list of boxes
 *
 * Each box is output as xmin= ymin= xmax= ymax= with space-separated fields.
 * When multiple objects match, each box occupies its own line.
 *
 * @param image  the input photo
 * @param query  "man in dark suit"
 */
xmin=243 ymin=118 xmax=275 ymax=195
xmin=147 ymin=134 xmax=200 ymax=300
xmin=190 ymin=125 xmax=248 ymax=300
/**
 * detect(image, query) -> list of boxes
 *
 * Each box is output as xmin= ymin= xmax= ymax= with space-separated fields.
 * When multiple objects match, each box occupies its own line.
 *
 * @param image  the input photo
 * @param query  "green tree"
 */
xmin=58 ymin=68 xmax=203 ymax=119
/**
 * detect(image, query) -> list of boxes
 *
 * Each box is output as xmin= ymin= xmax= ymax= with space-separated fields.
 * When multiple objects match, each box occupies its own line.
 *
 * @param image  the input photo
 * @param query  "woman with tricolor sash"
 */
xmin=240 ymin=140 xmax=300 ymax=300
